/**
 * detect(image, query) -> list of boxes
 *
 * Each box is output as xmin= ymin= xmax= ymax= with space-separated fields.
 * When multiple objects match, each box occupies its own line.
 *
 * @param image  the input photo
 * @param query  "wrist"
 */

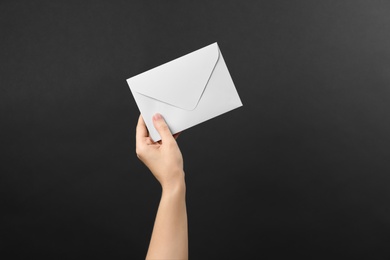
xmin=161 ymin=171 xmax=186 ymax=195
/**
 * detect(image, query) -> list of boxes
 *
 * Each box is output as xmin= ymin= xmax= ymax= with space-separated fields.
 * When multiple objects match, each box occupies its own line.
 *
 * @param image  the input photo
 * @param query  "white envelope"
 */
xmin=126 ymin=42 xmax=243 ymax=141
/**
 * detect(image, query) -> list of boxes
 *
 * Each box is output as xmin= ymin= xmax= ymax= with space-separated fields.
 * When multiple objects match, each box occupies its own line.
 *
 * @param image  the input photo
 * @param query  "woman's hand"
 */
xmin=136 ymin=113 xmax=188 ymax=260
xmin=135 ymin=113 xmax=184 ymax=190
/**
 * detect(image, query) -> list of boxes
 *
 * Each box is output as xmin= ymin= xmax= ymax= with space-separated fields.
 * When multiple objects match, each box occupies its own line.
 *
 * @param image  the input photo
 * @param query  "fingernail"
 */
xmin=153 ymin=113 xmax=162 ymax=121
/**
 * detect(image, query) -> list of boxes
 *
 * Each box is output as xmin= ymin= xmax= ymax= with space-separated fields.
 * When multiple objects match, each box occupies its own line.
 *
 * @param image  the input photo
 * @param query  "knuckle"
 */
xmin=158 ymin=123 xmax=169 ymax=132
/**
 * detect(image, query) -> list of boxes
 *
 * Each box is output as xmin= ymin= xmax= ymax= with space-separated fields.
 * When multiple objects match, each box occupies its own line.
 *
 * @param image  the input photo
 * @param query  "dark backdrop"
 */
xmin=1 ymin=1 xmax=390 ymax=259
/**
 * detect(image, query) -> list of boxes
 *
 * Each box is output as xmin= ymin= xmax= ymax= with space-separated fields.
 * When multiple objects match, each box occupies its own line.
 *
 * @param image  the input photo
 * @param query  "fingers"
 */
xmin=136 ymin=115 xmax=148 ymax=144
xmin=137 ymin=113 xmax=179 ymax=143
xmin=152 ymin=113 xmax=175 ymax=143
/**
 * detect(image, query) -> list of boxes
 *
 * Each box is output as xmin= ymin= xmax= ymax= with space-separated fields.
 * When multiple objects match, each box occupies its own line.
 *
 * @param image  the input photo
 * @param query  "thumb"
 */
xmin=153 ymin=113 xmax=174 ymax=142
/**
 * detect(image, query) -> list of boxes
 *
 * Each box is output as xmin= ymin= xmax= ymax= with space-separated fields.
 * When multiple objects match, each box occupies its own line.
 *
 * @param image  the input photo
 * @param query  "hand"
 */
xmin=136 ymin=113 xmax=184 ymax=190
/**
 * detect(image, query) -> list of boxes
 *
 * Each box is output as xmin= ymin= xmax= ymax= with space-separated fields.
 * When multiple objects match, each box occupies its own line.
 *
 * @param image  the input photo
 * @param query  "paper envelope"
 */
xmin=126 ymin=42 xmax=243 ymax=141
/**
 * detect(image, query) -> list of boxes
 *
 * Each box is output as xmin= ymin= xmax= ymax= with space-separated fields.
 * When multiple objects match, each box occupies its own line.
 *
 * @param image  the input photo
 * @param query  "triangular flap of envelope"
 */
xmin=129 ymin=42 xmax=220 ymax=110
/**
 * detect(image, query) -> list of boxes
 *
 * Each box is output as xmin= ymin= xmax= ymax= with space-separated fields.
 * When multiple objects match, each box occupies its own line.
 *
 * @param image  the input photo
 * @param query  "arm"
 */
xmin=136 ymin=113 xmax=188 ymax=260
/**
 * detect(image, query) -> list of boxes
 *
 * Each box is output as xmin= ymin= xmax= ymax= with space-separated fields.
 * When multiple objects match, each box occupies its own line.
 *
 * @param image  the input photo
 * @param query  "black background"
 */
xmin=1 ymin=1 xmax=390 ymax=259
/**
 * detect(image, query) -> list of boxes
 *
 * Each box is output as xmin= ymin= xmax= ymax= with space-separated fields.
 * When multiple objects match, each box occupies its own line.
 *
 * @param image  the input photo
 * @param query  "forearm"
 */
xmin=146 ymin=174 xmax=188 ymax=260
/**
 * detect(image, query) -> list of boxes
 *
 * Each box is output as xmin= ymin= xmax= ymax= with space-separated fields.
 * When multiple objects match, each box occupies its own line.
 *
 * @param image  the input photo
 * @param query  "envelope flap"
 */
xmin=128 ymin=42 xmax=220 ymax=110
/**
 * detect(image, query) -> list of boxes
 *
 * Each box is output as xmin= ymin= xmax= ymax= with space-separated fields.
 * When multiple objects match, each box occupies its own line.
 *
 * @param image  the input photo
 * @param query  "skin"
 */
xmin=136 ymin=113 xmax=188 ymax=260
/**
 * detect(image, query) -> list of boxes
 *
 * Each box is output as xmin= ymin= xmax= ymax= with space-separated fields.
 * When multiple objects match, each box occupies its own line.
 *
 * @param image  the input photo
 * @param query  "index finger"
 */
xmin=136 ymin=114 xmax=148 ymax=143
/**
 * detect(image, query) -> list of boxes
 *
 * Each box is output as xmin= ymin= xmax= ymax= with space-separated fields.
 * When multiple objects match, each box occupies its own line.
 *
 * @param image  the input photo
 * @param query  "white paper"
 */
xmin=127 ymin=42 xmax=243 ymax=141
